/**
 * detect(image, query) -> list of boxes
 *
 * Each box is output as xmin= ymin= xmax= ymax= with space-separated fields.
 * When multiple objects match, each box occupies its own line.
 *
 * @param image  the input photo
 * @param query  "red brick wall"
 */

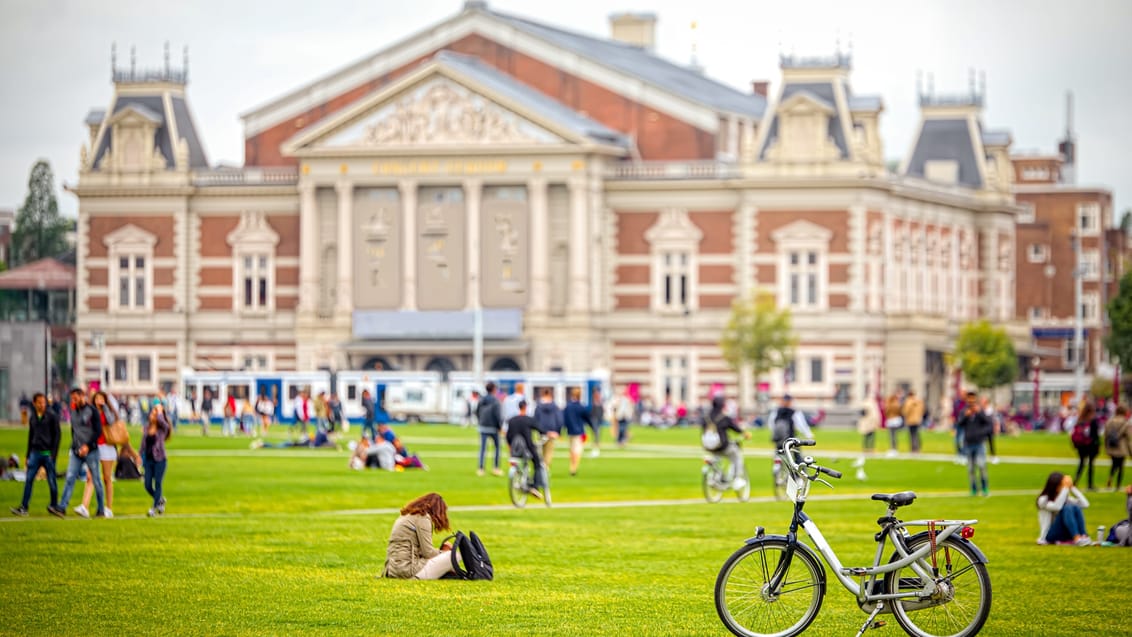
xmin=617 ymin=264 xmax=648 ymax=284
xmin=87 ymin=217 xmax=175 ymax=258
xmin=755 ymin=211 xmax=848 ymax=252
xmin=690 ymin=211 xmax=733 ymax=253
xmin=616 ymin=212 xmax=658 ymax=254
xmin=199 ymin=218 xmax=240 ymax=257
xmin=245 ymin=33 xmax=715 ymax=166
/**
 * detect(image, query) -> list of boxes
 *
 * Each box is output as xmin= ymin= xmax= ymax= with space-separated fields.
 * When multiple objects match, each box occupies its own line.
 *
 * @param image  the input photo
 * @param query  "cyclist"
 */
xmin=768 ymin=393 xmax=813 ymax=451
xmin=505 ymin=400 xmax=546 ymax=499
xmin=702 ymin=395 xmax=750 ymax=490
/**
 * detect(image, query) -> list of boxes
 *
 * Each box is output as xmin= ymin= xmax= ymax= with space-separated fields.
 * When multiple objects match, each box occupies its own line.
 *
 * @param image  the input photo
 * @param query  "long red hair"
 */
xmin=400 ymin=492 xmax=449 ymax=531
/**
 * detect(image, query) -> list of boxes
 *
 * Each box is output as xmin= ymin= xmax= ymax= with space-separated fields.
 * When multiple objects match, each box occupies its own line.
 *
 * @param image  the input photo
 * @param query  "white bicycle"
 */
xmin=715 ymin=438 xmax=991 ymax=637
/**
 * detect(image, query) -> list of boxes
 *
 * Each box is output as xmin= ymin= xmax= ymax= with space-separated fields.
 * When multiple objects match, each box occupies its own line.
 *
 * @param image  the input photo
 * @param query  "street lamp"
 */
xmin=1031 ymin=356 xmax=1041 ymax=429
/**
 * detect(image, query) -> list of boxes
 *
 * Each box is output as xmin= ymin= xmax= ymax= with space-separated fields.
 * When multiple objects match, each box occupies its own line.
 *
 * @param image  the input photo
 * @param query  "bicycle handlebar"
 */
xmin=779 ymin=437 xmax=841 ymax=481
xmin=796 ymin=439 xmax=816 ymax=447
xmin=817 ymin=465 xmax=842 ymax=479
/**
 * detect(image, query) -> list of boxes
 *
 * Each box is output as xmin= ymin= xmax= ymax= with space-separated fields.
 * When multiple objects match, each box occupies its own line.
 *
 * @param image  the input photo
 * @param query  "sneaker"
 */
xmin=991 ymin=456 xmax=1001 ymax=465
xmin=73 ymin=504 xmax=90 ymax=519
xmin=10 ymin=506 xmax=28 ymax=516
xmin=1075 ymin=536 xmax=1094 ymax=546
xmin=147 ymin=508 xmax=156 ymax=517
xmin=99 ymin=509 xmax=114 ymax=519
xmin=48 ymin=506 xmax=65 ymax=518
xmin=1036 ymin=538 xmax=1049 ymax=545
xmin=491 ymin=468 xmax=503 ymax=477
xmin=476 ymin=469 xmax=485 ymax=477
xmin=589 ymin=449 xmax=600 ymax=458
xmin=731 ymin=478 xmax=748 ymax=491
xmin=527 ymin=488 xmax=543 ymax=500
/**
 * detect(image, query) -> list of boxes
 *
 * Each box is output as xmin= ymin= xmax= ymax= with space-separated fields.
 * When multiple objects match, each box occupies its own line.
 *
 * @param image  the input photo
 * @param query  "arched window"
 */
xmin=490 ymin=357 xmax=521 ymax=372
xmin=361 ymin=356 xmax=393 ymax=371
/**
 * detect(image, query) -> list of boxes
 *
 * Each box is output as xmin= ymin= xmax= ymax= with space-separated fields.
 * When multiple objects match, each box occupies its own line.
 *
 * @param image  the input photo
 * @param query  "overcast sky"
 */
xmin=1 ymin=0 xmax=1129 ymax=220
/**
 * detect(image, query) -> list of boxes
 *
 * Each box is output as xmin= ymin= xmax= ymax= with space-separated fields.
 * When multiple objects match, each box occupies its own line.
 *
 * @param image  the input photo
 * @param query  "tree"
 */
xmin=11 ymin=160 xmax=70 ymax=266
xmin=720 ymin=290 xmax=797 ymax=390
xmin=1107 ymin=271 xmax=1132 ymax=403
xmin=954 ymin=320 xmax=1018 ymax=391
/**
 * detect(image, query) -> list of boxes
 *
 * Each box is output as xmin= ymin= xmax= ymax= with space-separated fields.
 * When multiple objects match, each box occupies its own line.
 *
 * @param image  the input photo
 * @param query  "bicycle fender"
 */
xmin=904 ymin=531 xmax=989 ymax=564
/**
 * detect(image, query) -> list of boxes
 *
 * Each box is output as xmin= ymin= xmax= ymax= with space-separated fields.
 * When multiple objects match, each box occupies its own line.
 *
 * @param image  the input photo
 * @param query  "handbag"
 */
xmin=104 ymin=420 xmax=129 ymax=446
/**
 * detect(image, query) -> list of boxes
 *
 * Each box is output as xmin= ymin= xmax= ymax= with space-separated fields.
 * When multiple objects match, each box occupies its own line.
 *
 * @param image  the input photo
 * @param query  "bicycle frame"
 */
xmin=769 ymin=440 xmax=982 ymax=609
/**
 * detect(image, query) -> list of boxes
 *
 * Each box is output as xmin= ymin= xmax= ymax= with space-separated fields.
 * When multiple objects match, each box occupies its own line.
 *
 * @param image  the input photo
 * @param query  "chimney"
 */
xmin=609 ymin=12 xmax=657 ymax=52
xmin=751 ymin=81 xmax=769 ymax=98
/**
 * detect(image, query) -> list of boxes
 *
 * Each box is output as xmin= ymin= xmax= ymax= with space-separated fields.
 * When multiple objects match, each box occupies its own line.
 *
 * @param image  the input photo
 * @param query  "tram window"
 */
xmin=347 ymin=384 xmax=357 ymax=401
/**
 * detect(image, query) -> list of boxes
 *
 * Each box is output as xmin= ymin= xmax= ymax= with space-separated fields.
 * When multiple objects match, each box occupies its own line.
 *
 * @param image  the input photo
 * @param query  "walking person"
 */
xmin=361 ymin=389 xmax=376 ymax=442
xmin=588 ymin=387 xmax=605 ymax=458
xmin=955 ymin=391 xmax=994 ymax=496
xmin=853 ymin=394 xmax=881 ymax=481
xmin=901 ymin=389 xmax=925 ymax=453
xmin=475 ymin=382 xmax=503 ymax=477
xmin=533 ymin=387 xmax=563 ymax=466
xmin=1071 ymin=401 xmax=1101 ymax=491
xmin=140 ymin=404 xmax=173 ymax=517
xmin=11 ymin=393 xmax=61 ymax=517
xmin=199 ymin=387 xmax=213 ymax=436
xmin=76 ymin=391 xmax=120 ymax=518
xmin=381 ymin=492 xmax=455 ymax=580
xmin=613 ymin=386 xmax=634 ymax=449
xmin=57 ymin=388 xmax=105 ymax=518
xmin=563 ymin=387 xmax=593 ymax=476
xmin=883 ymin=393 xmax=904 ymax=456
xmin=293 ymin=389 xmax=312 ymax=438
xmin=1104 ymin=405 xmax=1130 ymax=490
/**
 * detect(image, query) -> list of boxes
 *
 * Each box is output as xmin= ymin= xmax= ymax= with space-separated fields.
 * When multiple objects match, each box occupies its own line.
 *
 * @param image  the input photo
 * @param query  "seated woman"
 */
xmin=382 ymin=492 xmax=455 ymax=579
xmin=1036 ymin=471 xmax=1092 ymax=545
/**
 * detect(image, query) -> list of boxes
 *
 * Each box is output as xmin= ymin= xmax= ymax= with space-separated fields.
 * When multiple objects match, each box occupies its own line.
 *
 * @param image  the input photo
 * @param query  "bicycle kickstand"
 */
xmin=855 ymin=600 xmax=887 ymax=637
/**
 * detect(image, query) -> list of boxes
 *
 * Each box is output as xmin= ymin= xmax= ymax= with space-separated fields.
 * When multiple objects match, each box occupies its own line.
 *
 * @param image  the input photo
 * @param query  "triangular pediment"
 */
xmin=282 ymin=59 xmax=602 ymax=155
xmin=771 ymin=219 xmax=833 ymax=242
xmin=103 ymin=223 xmax=157 ymax=249
xmin=778 ymin=91 xmax=835 ymax=116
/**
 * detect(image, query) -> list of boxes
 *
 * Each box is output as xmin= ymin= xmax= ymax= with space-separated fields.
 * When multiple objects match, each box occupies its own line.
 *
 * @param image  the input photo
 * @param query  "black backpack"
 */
xmin=115 ymin=458 xmax=142 ymax=480
xmin=772 ymin=407 xmax=795 ymax=444
xmin=447 ymin=531 xmax=494 ymax=580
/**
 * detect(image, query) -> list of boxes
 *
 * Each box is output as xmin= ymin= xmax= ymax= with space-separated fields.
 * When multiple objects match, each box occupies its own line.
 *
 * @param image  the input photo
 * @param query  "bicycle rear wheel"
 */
xmin=508 ymin=464 xmax=528 ymax=508
xmin=715 ymin=539 xmax=825 ymax=637
xmin=885 ymin=536 xmax=991 ymax=637
xmin=703 ymin=463 xmax=726 ymax=503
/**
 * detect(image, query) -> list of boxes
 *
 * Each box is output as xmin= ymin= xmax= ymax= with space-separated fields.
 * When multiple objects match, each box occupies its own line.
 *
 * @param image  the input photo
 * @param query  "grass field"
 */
xmin=1 ymin=422 xmax=1128 ymax=636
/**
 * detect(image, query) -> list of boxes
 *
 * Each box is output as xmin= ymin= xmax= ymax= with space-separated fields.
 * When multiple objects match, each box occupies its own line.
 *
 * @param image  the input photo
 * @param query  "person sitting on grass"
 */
xmin=382 ymin=492 xmax=455 ymax=580
xmin=348 ymin=436 xmax=396 ymax=471
xmin=1036 ymin=471 xmax=1093 ymax=545
xmin=376 ymin=424 xmax=426 ymax=469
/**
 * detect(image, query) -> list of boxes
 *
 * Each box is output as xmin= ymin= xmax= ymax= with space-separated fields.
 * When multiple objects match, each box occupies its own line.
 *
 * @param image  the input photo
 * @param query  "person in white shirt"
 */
xmin=501 ymin=382 xmax=525 ymax=428
xmin=1036 ymin=471 xmax=1092 ymax=545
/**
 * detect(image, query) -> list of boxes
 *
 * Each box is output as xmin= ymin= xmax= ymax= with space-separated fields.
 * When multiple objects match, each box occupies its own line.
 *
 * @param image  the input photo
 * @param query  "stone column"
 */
xmin=527 ymin=177 xmax=549 ymax=313
xmin=567 ymin=177 xmax=590 ymax=313
xmin=335 ymin=179 xmax=354 ymax=313
xmin=464 ymin=178 xmax=483 ymax=310
xmin=298 ymin=182 xmax=318 ymax=312
xmin=738 ymin=193 xmax=756 ymax=300
xmin=399 ymin=179 xmax=418 ymax=311
xmin=848 ymin=204 xmax=866 ymax=312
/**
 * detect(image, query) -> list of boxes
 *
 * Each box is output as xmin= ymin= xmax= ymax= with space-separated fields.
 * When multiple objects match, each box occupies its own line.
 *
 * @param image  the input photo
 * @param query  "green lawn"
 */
xmin=0 ymin=422 xmax=1128 ymax=636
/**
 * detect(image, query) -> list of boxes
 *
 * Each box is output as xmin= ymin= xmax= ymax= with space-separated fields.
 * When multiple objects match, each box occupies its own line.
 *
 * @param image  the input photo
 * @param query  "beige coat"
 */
xmin=382 ymin=513 xmax=442 ymax=578
xmin=901 ymin=395 xmax=925 ymax=426
xmin=857 ymin=398 xmax=880 ymax=435
xmin=1106 ymin=416 xmax=1131 ymax=459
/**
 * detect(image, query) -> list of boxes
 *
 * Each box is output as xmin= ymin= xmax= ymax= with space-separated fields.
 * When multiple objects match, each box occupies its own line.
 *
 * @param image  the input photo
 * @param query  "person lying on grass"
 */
xmin=252 ymin=430 xmax=338 ymax=449
xmin=382 ymin=492 xmax=455 ymax=580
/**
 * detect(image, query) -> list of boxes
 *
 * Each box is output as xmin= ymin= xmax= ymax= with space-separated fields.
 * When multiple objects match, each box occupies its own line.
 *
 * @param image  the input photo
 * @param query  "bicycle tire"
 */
xmin=703 ymin=464 xmax=726 ymax=503
xmin=884 ymin=536 xmax=991 ymax=637
xmin=508 ymin=465 xmax=528 ymax=508
xmin=715 ymin=539 xmax=825 ymax=637
xmin=736 ymin=465 xmax=751 ymax=502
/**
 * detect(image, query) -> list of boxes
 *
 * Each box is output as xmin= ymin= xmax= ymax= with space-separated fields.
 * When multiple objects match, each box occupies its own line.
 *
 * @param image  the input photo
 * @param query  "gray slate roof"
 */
xmin=759 ymin=82 xmax=849 ymax=160
xmin=84 ymin=109 xmax=106 ymax=126
xmin=90 ymin=94 xmax=209 ymax=170
xmin=435 ymin=51 xmax=631 ymax=148
xmin=904 ymin=119 xmax=982 ymax=188
xmin=848 ymin=95 xmax=882 ymax=111
xmin=981 ymin=129 xmax=1011 ymax=146
xmin=488 ymin=8 xmax=766 ymax=119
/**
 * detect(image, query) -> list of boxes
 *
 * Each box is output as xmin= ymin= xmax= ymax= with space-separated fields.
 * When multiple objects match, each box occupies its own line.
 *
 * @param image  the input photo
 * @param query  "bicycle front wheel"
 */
xmin=885 ymin=536 xmax=991 ymax=637
xmin=508 ymin=466 xmax=528 ymax=508
xmin=715 ymin=539 xmax=825 ymax=637
xmin=703 ymin=465 xmax=726 ymax=503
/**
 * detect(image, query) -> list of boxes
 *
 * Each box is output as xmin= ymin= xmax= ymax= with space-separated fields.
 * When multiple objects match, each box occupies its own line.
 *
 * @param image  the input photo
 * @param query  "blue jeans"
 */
xmin=963 ymin=442 xmax=988 ymax=493
xmin=143 ymin=454 xmax=167 ymax=508
xmin=60 ymin=448 xmax=104 ymax=513
xmin=617 ymin=419 xmax=629 ymax=445
xmin=20 ymin=452 xmax=58 ymax=509
xmin=362 ymin=421 xmax=376 ymax=442
xmin=478 ymin=431 xmax=500 ymax=471
xmin=1046 ymin=504 xmax=1087 ymax=542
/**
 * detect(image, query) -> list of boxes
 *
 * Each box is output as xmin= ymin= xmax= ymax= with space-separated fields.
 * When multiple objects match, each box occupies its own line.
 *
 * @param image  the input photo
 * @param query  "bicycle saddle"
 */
xmin=871 ymin=491 xmax=917 ymax=507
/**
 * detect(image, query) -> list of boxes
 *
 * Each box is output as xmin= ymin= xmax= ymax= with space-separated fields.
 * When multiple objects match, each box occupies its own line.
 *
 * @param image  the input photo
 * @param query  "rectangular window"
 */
xmin=661 ymin=354 xmax=689 ymax=405
xmin=1027 ymin=244 xmax=1048 ymax=263
xmin=810 ymin=358 xmax=824 ymax=383
xmin=784 ymin=250 xmax=824 ymax=309
xmin=1082 ymin=293 xmax=1099 ymax=321
xmin=240 ymin=253 xmax=271 ymax=311
xmin=137 ymin=357 xmax=152 ymax=382
xmin=1064 ymin=339 xmax=1086 ymax=367
xmin=347 ymin=385 xmax=357 ymax=401
xmin=658 ymin=251 xmax=691 ymax=311
xmin=113 ymin=357 xmax=128 ymax=381
xmin=113 ymin=253 xmax=148 ymax=309
xmin=1080 ymin=250 xmax=1099 ymax=280
xmin=1028 ymin=306 xmax=1046 ymax=320
xmin=1078 ymin=203 xmax=1100 ymax=234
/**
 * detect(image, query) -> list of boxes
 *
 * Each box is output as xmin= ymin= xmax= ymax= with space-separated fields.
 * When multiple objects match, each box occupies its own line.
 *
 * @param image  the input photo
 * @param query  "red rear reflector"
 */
xmin=961 ymin=526 xmax=975 ymax=539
